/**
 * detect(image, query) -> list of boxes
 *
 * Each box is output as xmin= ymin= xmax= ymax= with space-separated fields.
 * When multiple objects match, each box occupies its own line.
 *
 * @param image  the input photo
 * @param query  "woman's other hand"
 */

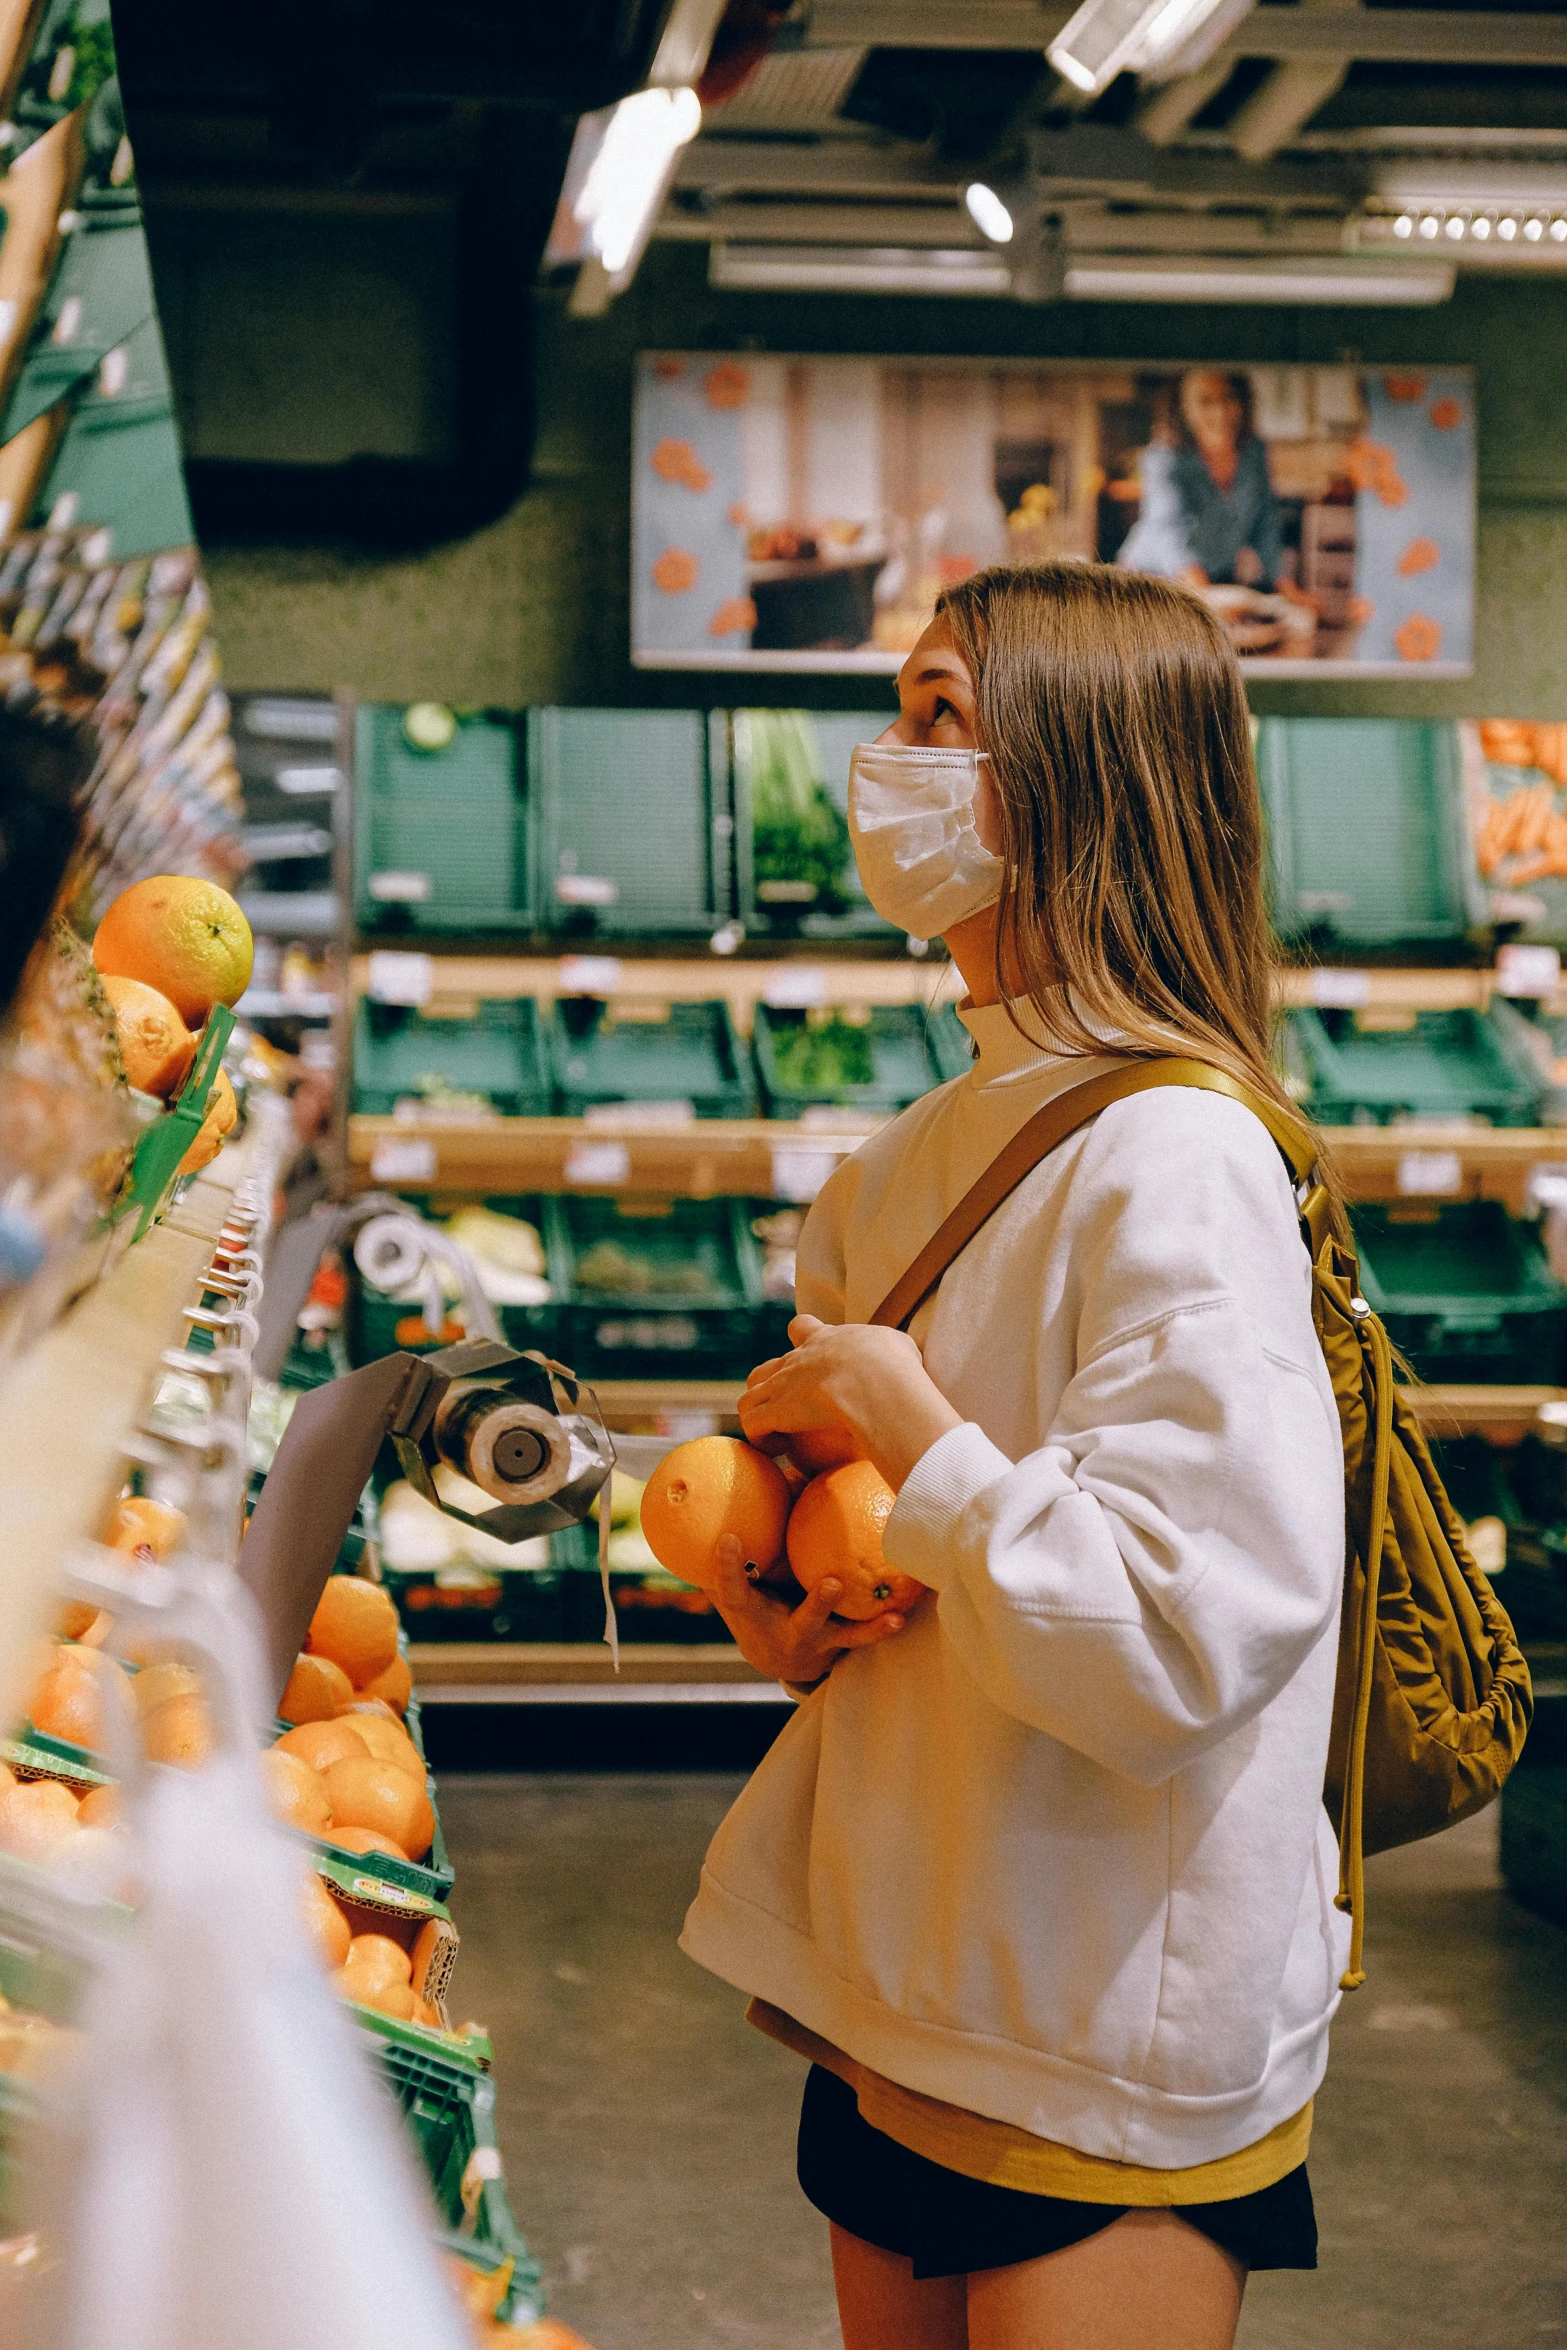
xmin=709 ymin=1534 xmax=915 ymax=1686
xmin=738 ymin=1316 xmax=962 ymax=1492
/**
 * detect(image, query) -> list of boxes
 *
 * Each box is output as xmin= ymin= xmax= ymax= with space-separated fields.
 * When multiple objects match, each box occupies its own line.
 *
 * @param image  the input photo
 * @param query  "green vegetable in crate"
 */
xmin=769 ymin=1011 xmax=877 ymax=1095
xmin=573 ymin=1238 xmax=718 ymax=1298
xmin=741 ymin=710 xmax=852 ymax=909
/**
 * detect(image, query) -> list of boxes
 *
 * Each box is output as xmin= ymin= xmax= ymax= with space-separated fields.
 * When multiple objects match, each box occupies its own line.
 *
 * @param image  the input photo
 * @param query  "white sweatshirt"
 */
xmin=681 ymin=999 xmax=1351 ymax=2168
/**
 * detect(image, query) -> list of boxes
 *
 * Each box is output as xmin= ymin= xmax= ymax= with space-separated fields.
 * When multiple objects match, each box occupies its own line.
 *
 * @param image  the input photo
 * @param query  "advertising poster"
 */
xmin=632 ymin=353 xmax=1476 ymax=678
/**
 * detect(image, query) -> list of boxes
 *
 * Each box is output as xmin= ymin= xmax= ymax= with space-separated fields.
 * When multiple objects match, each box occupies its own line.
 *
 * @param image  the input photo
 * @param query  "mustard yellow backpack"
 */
xmin=871 ymin=1056 xmax=1534 ymax=1987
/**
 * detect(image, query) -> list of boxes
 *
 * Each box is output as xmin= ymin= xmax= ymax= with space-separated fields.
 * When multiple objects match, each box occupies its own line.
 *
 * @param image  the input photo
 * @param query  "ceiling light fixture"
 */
xmin=1062 ymin=256 xmax=1455 ymax=304
xmin=709 ymin=243 xmax=1013 ymax=296
xmin=964 ymin=182 xmax=1015 ymax=245
xmin=1048 ymin=0 xmax=1252 ymax=97
xmin=545 ymin=84 xmax=702 ymax=294
xmin=1359 ymin=200 xmax=1567 ymax=257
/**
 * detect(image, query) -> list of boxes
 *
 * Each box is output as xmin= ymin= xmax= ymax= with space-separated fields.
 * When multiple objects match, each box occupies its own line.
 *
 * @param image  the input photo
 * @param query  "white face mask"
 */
xmin=847 ymin=741 xmax=1005 ymax=942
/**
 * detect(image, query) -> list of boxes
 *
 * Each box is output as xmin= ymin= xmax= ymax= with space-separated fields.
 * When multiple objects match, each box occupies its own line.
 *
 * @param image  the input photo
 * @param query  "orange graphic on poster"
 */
xmin=1393 ymin=613 xmax=1443 ymax=662
xmin=651 ymin=437 xmax=712 ymax=492
xmin=727 ymin=502 xmax=748 ymax=527
xmin=651 ymin=547 xmax=699 ymax=594
xmin=1384 ymin=374 xmax=1426 ymax=402
xmin=705 ymin=361 xmax=751 ymax=410
xmin=708 ymin=596 xmax=757 ymax=637
xmin=1429 ymin=396 xmax=1464 ymax=430
xmin=652 ymin=356 xmax=685 ymax=379
xmin=1344 ymin=437 xmax=1408 ymax=506
xmin=1396 ymin=537 xmax=1440 ymax=577
xmin=1347 ymin=595 xmax=1376 ymax=625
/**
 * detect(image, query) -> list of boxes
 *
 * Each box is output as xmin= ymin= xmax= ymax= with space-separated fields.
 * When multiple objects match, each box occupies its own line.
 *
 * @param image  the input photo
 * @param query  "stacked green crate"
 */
xmin=528 ymin=707 xmax=730 ymax=937
xmin=353 ymin=997 xmax=551 ymax=1119
xmin=754 ymin=1001 xmax=960 ymax=1118
xmin=1282 ymin=1003 xmax=1545 ymax=1126
xmin=1352 ymin=1201 xmax=1567 ymax=1384
xmin=380 ymin=2036 xmax=544 ymax=2324
xmin=548 ymin=1193 xmax=761 ymax=1379
xmin=356 ymin=707 xmax=531 ymax=934
xmin=547 ymin=994 xmax=756 ymax=1118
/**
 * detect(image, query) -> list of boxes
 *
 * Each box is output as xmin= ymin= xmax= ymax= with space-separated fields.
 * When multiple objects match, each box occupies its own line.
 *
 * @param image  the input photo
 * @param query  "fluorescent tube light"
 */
xmin=709 ymin=243 xmax=1013 ymax=295
xmin=964 ymin=183 xmax=1014 ymax=245
xmin=1063 ymin=256 xmax=1455 ymax=303
xmin=546 ymin=85 xmax=702 ymax=293
xmin=1049 ymin=0 xmax=1251 ymax=97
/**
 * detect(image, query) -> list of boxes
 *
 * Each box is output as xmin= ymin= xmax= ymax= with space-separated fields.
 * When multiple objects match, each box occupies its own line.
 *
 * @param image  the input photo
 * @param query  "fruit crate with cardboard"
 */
xmin=1280 ymin=1001 xmax=1545 ymax=1126
xmin=547 ymin=994 xmax=756 ymax=1120
xmin=1352 ymin=1199 xmax=1567 ymax=1383
xmin=270 ymin=1708 xmax=457 ymax=1908
xmin=355 ymin=705 xmax=534 ymax=935
xmin=527 ymin=706 xmax=730 ymax=939
xmin=380 ymin=2034 xmax=545 ymax=2327
xmin=352 ymin=995 xmax=551 ymax=1119
xmin=545 ymin=1193 xmax=763 ymax=1380
xmin=752 ymin=1001 xmax=961 ymax=1119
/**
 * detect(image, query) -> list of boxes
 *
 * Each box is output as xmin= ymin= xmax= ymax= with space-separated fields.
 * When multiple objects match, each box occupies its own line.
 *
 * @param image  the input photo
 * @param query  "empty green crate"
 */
xmin=355 ymin=707 xmax=531 ymax=934
xmin=1283 ymin=1005 xmax=1544 ymax=1126
xmin=548 ymin=1194 xmax=761 ymax=1377
xmin=754 ymin=1002 xmax=957 ymax=1117
xmin=1258 ymin=719 xmax=1484 ymax=950
xmin=528 ymin=708 xmax=729 ymax=937
xmin=1353 ymin=1201 xmax=1567 ymax=1383
xmin=732 ymin=708 xmax=899 ymax=941
xmin=353 ymin=998 xmax=550 ymax=1118
xmin=379 ymin=2036 xmax=544 ymax=2324
xmin=548 ymin=996 xmax=756 ymax=1118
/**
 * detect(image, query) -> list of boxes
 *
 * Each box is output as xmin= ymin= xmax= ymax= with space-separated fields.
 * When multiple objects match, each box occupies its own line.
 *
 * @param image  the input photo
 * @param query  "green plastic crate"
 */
xmin=1500 ymin=1758 xmax=1567 ymax=1929
xmin=527 ymin=707 xmax=729 ymax=938
xmin=381 ymin=1525 xmax=577 ymax=1645
xmin=1282 ymin=1004 xmax=1545 ymax=1127
xmin=353 ymin=997 xmax=550 ymax=1118
xmin=1353 ymin=1201 xmax=1567 ymax=1383
xmin=548 ymin=995 xmax=756 ymax=1119
xmin=295 ymin=1697 xmax=455 ymax=1906
xmin=355 ymin=706 xmax=531 ymax=934
xmin=553 ymin=1516 xmax=732 ymax=1645
xmin=731 ymin=707 xmax=899 ymax=941
xmin=1258 ymin=718 xmax=1485 ymax=949
xmin=379 ymin=2036 xmax=544 ymax=2325
xmin=753 ymin=1002 xmax=955 ymax=1117
xmin=548 ymin=1193 xmax=761 ymax=1377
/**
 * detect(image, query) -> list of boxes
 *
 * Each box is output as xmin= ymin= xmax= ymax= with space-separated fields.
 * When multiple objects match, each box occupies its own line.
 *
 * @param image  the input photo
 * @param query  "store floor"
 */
xmin=437 ymin=1771 xmax=1566 ymax=2350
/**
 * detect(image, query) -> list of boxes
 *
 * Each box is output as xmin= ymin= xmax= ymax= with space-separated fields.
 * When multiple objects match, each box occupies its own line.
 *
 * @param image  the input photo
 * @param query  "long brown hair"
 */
xmin=935 ymin=560 xmax=1341 ymax=1225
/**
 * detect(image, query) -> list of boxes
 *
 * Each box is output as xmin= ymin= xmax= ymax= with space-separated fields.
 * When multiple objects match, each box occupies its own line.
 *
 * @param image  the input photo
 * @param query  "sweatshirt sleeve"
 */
xmin=881 ymin=1099 xmax=1345 ymax=1785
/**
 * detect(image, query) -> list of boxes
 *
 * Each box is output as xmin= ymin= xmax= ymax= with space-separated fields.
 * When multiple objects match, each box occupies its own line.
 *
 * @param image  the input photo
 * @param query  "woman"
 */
xmin=1117 ymin=370 xmax=1284 ymax=592
xmin=679 ymin=563 xmax=1348 ymax=2349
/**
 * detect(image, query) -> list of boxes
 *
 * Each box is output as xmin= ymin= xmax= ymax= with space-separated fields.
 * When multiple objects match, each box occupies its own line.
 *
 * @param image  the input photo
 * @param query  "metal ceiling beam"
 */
xmin=673 ymin=139 xmax=963 ymax=195
xmin=1030 ymin=125 xmax=1359 ymax=203
xmin=657 ymin=199 xmax=1353 ymax=255
xmin=801 ymin=1 xmax=1567 ymax=69
xmin=660 ymin=201 xmax=984 ymax=242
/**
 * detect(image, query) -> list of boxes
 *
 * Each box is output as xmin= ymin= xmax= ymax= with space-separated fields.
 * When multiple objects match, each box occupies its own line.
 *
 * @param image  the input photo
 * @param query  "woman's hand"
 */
xmin=739 ymin=1315 xmax=962 ymax=1492
xmin=709 ymin=1535 xmax=915 ymax=1686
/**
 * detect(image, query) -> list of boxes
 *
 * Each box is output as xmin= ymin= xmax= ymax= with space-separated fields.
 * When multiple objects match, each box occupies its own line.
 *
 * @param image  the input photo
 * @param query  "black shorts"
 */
xmin=796 ymin=2064 xmax=1317 ymax=2280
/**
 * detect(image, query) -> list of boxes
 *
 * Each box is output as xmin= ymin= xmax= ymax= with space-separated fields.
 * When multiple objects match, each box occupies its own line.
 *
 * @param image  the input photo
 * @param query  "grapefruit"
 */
xmin=639 ymin=1436 xmax=792 ymax=1594
xmin=323 ymin=1756 xmax=433 ymax=1860
xmin=786 ymin=1426 xmax=863 ymax=1475
xmin=279 ymin=1651 xmax=354 ymax=1724
xmin=77 ymin=1784 xmax=119 ymax=1828
xmin=29 ymin=1655 xmax=102 ymax=1748
xmin=333 ymin=1713 xmax=422 ymax=1780
xmin=306 ymin=1577 xmax=399 ymax=1686
xmin=100 ymin=974 xmax=194 ymax=1100
xmin=786 ymin=1460 xmax=924 ymax=1622
xmin=131 ymin=1660 xmax=202 ymax=1717
xmin=343 ymin=1932 xmax=412 ymax=1991
xmin=93 ymin=876 xmax=254 ymax=1026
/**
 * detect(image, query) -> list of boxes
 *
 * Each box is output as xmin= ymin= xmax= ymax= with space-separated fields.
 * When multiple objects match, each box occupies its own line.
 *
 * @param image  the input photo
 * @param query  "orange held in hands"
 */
xmin=92 ymin=875 xmax=254 ymax=1027
xmin=786 ymin=1460 xmax=924 ymax=1622
xmin=100 ymin=974 xmax=195 ymax=1100
xmin=640 ymin=1435 xmax=792 ymax=1593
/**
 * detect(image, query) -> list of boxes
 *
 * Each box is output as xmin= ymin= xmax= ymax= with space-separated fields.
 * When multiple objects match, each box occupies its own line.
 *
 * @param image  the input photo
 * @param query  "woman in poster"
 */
xmin=1117 ymin=370 xmax=1284 ymax=591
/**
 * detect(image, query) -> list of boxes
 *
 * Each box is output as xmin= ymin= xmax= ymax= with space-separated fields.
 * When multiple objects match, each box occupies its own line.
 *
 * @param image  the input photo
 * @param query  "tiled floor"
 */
xmin=437 ymin=1771 xmax=1566 ymax=2350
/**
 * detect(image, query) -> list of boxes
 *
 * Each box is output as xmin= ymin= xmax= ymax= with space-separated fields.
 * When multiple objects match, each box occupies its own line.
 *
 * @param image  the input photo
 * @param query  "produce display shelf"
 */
xmin=408 ymin=1641 xmax=786 ymax=1705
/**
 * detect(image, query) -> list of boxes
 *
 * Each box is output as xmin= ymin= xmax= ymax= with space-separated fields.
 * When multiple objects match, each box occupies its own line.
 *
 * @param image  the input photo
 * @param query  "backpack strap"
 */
xmin=870 ymin=1055 xmax=1318 ymax=1333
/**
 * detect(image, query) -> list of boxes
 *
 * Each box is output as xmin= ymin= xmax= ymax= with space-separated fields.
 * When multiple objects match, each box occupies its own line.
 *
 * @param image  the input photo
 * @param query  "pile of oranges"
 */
xmin=299 ymin=1873 xmax=445 ymax=2029
xmin=266 ymin=1577 xmax=432 ymax=1865
xmin=639 ymin=1432 xmax=924 ymax=1621
xmin=92 ymin=873 xmax=253 ymax=1173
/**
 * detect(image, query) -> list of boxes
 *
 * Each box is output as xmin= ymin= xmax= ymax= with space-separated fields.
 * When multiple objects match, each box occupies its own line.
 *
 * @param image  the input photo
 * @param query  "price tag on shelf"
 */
xmin=366 ymin=951 xmax=433 ymax=1007
xmin=369 ymin=1136 xmax=437 ymax=1183
xmin=770 ymin=1146 xmax=841 ymax=1202
xmin=557 ymin=955 xmax=622 ymax=995
xmin=1496 ymin=944 xmax=1562 ymax=999
xmin=366 ymin=870 xmax=432 ymax=903
xmin=1396 ymin=1149 xmax=1463 ymax=1197
xmin=1309 ymin=968 xmax=1371 ymax=1009
xmin=565 ymin=1139 xmax=632 ymax=1186
xmin=763 ymin=965 xmax=828 ymax=1009
xmin=583 ymin=1100 xmax=695 ymax=1130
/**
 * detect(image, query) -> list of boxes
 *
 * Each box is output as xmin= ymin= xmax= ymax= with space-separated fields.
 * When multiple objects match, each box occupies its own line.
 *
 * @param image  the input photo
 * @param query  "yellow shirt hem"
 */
xmin=748 ymin=1998 xmax=1312 ymax=2206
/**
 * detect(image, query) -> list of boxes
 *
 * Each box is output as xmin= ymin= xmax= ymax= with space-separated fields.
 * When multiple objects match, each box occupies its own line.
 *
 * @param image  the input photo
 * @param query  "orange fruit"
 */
xmin=261 ymin=1748 xmax=331 ymax=1834
xmin=99 ymin=974 xmax=195 ymax=1101
xmin=355 ymin=1654 xmax=412 ymax=1716
xmin=77 ymin=1784 xmax=118 ymax=1828
xmin=326 ymin=1825 xmax=411 ymax=1865
xmin=336 ymin=1697 xmax=401 ymax=1726
xmin=302 ymin=1871 xmax=352 ymax=1968
xmin=131 ymin=1660 xmax=202 ymax=1717
xmin=334 ymin=1713 xmax=422 ymax=1780
xmin=639 ymin=1436 xmax=792 ymax=1593
xmin=279 ymin=1652 xmax=354 ymax=1725
xmin=306 ymin=1578 xmax=399 ymax=1687
xmin=412 ymin=1996 xmax=440 ymax=2030
xmin=343 ymin=1977 xmax=417 ymax=2022
xmin=786 ymin=1426 xmax=863 ymax=1476
xmin=322 ymin=1757 xmax=433 ymax=1861
xmin=274 ymin=1720 xmax=369 ymax=1773
xmin=343 ymin=1932 xmax=412 ymax=1990
xmin=785 ymin=1460 xmax=924 ymax=1622
xmin=29 ymin=1658 xmax=102 ymax=1748
xmin=410 ymin=1917 xmax=440 ymax=1995
xmin=93 ymin=875 xmax=254 ymax=1027
xmin=142 ymin=1692 xmax=216 ymax=1766
xmin=103 ymin=1495 xmax=185 ymax=1563
xmin=57 ymin=1601 xmax=103 ymax=1642
xmin=177 ymin=1070 xmax=239 ymax=1178
xmin=0 ymin=1778 xmax=80 ymax=1860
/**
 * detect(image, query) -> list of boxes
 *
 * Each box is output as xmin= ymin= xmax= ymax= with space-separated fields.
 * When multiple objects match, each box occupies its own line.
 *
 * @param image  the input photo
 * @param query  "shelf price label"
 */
xmin=1396 ymin=1149 xmax=1463 ymax=1197
xmin=1308 ymin=968 xmax=1371 ymax=1009
xmin=366 ymin=951 xmax=433 ymax=1006
xmin=369 ymin=1136 xmax=437 ymax=1183
xmin=557 ymin=956 xmax=623 ymax=996
xmin=763 ymin=965 xmax=828 ymax=1009
xmin=770 ymin=1145 xmax=841 ymax=1202
xmin=565 ymin=1139 xmax=632 ymax=1186
xmin=1497 ymin=944 xmax=1562 ymax=999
